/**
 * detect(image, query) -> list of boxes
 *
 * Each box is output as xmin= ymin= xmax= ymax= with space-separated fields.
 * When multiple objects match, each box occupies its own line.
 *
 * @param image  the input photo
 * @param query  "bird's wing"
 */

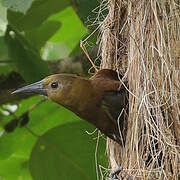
xmin=101 ymin=88 xmax=128 ymax=143
xmin=101 ymin=88 xmax=128 ymax=125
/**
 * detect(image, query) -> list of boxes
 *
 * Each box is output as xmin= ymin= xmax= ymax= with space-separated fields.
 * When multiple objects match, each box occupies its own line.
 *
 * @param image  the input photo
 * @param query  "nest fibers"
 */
xmin=98 ymin=0 xmax=179 ymax=179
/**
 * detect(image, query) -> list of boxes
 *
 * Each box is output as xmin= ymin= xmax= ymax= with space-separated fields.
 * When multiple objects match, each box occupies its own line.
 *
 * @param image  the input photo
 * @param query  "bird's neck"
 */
xmin=59 ymin=78 xmax=95 ymax=114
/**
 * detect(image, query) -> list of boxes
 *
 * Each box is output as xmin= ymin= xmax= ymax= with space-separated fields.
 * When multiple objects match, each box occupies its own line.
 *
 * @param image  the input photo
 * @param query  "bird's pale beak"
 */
xmin=12 ymin=80 xmax=47 ymax=96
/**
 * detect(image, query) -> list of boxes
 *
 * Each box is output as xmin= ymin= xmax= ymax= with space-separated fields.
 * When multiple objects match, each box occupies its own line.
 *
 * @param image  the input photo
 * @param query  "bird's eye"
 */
xmin=51 ymin=82 xmax=58 ymax=89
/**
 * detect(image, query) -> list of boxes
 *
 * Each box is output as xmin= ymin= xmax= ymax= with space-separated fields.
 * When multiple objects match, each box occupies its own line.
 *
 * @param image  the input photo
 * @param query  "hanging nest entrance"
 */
xmin=98 ymin=0 xmax=180 ymax=179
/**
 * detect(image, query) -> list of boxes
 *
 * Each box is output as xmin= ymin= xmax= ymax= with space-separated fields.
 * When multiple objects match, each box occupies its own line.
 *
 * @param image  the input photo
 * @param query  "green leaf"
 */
xmin=0 ymin=156 xmax=32 ymax=180
xmin=0 ymin=3 xmax=7 ymax=35
xmin=25 ymin=20 xmax=61 ymax=50
xmin=0 ymin=36 xmax=15 ymax=75
xmin=0 ymin=96 xmax=84 ymax=179
xmin=49 ymin=7 xmax=87 ymax=48
xmin=30 ymin=121 xmax=107 ymax=180
xmin=5 ymin=26 xmax=50 ymax=82
xmin=0 ymin=96 xmax=82 ymax=160
xmin=72 ymin=0 xmax=99 ymax=23
xmin=42 ymin=42 xmax=71 ymax=60
xmin=7 ymin=0 xmax=70 ymax=31
xmin=0 ymin=36 xmax=9 ymax=60
xmin=42 ymin=6 xmax=88 ymax=60
xmin=0 ymin=119 xmax=37 ymax=180
xmin=0 ymin=64 xmax=14 ymax=75
xmin=2 ymin=0 xmax=34 ymax=13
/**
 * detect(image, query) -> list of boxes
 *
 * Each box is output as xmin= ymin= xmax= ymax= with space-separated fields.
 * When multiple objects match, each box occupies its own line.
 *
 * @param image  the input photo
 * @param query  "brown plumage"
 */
xmin=12 ymin=69 xmax=128 ymax=144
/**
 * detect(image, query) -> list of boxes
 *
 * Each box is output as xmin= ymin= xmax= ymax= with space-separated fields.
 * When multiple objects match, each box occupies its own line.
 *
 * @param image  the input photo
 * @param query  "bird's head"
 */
xmin=12 ymin=74 xmax=76 ymax=104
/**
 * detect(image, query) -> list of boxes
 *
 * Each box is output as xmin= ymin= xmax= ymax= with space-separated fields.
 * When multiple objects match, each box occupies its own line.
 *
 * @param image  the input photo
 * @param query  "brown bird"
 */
xmin=12 ymin=69 xmax=128 ymax=144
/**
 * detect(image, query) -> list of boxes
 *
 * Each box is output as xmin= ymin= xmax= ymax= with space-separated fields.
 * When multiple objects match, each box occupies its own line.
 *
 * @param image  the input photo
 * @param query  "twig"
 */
xmin=80 ymin=40 xmax=98 ymax=72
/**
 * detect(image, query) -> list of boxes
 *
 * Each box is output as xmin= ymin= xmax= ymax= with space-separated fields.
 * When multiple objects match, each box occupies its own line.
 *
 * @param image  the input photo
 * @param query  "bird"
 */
xmin=12 ymin=69 xmax=128 ymax=144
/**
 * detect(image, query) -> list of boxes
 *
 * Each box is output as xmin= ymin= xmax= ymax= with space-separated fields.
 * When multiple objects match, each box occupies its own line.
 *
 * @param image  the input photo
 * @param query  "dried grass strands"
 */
xmin=99 ymin=0 xmax=180 ymax=179
xmin=99 ymin=0 xmax=128 ymax=74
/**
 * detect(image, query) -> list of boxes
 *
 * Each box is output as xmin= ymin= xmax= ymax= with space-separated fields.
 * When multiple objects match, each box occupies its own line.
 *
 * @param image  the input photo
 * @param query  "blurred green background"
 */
xmin=0 ymin=0 xmax=107 ymax=179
